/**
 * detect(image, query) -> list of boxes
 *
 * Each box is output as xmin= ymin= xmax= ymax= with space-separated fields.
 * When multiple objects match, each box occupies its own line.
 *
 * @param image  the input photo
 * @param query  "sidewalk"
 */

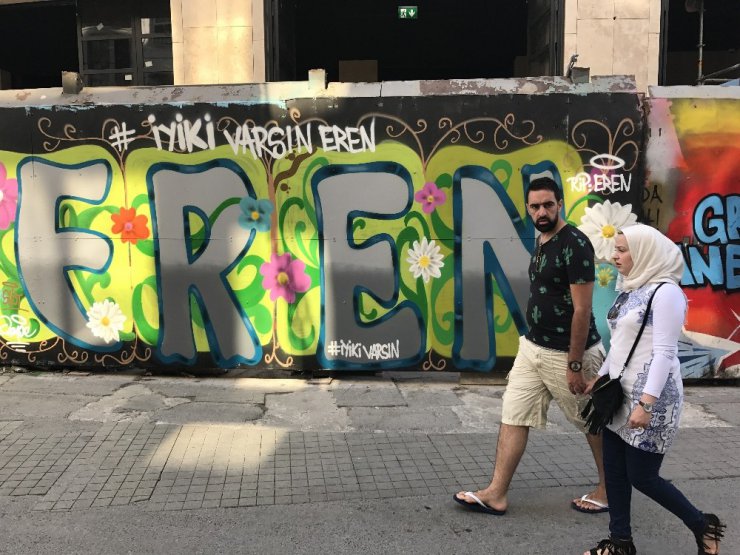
xmin=1 ymin=369 xmax=738 ymax=554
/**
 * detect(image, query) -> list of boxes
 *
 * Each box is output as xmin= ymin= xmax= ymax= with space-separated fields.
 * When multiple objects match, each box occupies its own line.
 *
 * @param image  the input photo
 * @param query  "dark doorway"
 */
xmin=661 ymin=0 xmax=740 ymax=85
xmin=0 ymin=1 xmax=78 ymax=89
xmin=77 ymin=0 xmax=173 ymax=87
xmin=266 ymin=0 xmax=556 ymax=83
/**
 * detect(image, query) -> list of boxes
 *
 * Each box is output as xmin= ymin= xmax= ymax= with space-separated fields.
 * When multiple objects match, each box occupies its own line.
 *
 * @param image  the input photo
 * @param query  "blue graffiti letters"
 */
xmin=16 ymin=158 xmax=117 ymax=349
xmin=683 ymin=193 xmax=739 ymax=291
xmin=147 ymin=161 xmax=262 ymax=365
xmin=312 ymin=163 xmax=424 ymax=368
xmin=452 ymin=167 xmax=531 ymax=370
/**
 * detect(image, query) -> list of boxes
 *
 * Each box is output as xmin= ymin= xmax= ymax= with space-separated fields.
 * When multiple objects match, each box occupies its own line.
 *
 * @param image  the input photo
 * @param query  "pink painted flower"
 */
xmin=259 ymin=253 xmax=311 ymax=303
xmin=0 ymin=163 xmax=19 ymax=230
xmin=414 ymin=182 xmax=446 ymax=214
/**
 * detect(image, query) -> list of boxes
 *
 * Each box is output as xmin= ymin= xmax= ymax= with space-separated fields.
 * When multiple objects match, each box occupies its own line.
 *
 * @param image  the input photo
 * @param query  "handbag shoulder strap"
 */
xmin=619 ymin=282 xmax=666 ymax=378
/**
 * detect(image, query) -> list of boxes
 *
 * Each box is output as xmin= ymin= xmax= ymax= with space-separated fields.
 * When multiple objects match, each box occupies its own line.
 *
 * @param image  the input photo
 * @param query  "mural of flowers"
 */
xmin=239 ymin=197 xmax=273 ymax=232
xmin=406 ymin=237 xmax=445 ymax=283
xmin=260 ymin=253 xmax=311 ymax=303
xmin=111 ymin=207 xmax=150 ymax=244
xmin=596 ymin=263 xmax=617 ymax=288
xmin=578 ymin=200 xmax=637 ymax=261
xmin=414 ymin=182 xmax=447 ymax=214
xmin=0 ymin=162 xmax=19 ymax=230
xmin=86 ymin=299 xmax=126 ymax=343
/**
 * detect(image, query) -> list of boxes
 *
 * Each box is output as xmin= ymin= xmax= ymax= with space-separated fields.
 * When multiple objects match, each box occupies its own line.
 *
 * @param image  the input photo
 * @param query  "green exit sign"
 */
xmin=398 ymin=5 xmax=418 ymax=19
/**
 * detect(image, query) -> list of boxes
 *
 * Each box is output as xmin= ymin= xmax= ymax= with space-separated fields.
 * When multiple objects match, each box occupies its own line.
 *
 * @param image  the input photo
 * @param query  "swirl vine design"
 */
xmin=570 ymin=117 xmax=639 ymax=172
xmin=356 ymin=112 xmax=543 ymax=171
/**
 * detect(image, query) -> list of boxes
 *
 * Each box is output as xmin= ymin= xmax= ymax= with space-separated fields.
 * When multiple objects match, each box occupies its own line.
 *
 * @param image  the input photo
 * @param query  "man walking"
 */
xmin=454 ymin=176 xmax=608 ymax=515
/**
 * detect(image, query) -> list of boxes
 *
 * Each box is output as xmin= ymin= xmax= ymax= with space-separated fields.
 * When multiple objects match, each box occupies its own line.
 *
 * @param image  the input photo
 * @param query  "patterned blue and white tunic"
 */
xmin=600 ymin=282 xmax=687 ymax=454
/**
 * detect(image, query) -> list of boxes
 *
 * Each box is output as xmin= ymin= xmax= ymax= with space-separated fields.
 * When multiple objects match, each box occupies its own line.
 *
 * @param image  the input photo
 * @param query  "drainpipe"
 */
xmin=697 ymin=0 xmax=705 ymax=85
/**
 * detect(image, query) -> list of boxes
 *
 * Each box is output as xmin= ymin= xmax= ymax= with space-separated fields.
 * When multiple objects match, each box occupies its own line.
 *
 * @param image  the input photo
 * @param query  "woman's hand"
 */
xmin=627 ymin=406 xmax=651 ymax=430
xmin=583 ymin=377 xmax=599 ymax=395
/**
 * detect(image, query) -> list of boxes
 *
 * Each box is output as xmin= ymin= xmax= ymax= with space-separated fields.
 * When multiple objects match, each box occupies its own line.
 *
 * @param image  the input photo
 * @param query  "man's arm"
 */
xmin=568 ymin=281 xmax=594 ymax=364
xmin=567 ymin=281 xmax=594 ymax=394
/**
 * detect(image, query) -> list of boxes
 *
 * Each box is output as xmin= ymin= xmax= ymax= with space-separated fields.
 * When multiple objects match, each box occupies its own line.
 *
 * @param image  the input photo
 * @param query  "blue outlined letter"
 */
xmin=16 ymin=158 xmax=116 ymax=349
xmin=312 ymin=163 xmax=424 ymax=368
xmin=148 ymin=160 xmax=261 ymax=366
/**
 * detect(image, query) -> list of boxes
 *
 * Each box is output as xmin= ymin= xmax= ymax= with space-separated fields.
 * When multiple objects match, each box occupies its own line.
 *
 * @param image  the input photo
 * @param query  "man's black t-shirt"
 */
xmin=524 ymin=224 xmax=601 ymax=352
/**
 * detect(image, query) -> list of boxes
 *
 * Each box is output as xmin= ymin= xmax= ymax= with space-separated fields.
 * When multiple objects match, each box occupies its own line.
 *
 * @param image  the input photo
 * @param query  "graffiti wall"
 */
xmin=646 ymin=88 xmax=740 ymax=379
xmin=0 ymin=87 xmax=646 ymax=372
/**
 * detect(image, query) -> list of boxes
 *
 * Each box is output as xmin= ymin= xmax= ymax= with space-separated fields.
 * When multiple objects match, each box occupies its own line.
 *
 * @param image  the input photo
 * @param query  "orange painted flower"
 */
xmin=111 ymin=207 xmax=150 ymax=244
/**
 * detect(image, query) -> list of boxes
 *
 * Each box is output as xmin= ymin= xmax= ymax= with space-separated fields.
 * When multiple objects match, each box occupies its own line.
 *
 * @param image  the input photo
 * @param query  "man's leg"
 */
xmin=577 ymin=343 xmax=609 ymax=510
xmin=541 ymin=342 xmax=609 ymax=510
xmin=455 ymin=423 xmax=529 ymax=512
xmin=577 ymin=431 xmax=608 ymax=509
xmin=455 ymin=336 xmax=544 ymax=511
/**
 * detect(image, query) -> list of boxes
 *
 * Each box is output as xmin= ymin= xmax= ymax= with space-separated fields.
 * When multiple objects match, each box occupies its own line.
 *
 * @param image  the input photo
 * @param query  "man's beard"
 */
xmin=533 ymin=215 xmax=557 ymax=233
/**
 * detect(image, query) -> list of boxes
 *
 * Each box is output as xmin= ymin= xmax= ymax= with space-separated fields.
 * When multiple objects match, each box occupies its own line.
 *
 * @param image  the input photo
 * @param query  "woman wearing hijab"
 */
xmin=583 ymin=224 xmax=725 ymax=555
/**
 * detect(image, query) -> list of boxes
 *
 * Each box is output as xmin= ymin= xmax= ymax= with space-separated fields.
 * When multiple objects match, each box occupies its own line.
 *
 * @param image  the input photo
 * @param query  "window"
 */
xmin=78 ymin=0 xmax=172 ymax=87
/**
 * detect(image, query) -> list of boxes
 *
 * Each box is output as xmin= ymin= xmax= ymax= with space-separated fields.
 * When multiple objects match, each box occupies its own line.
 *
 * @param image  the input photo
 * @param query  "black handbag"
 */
xmin=581 ymin=283 xmax=665 ymax=435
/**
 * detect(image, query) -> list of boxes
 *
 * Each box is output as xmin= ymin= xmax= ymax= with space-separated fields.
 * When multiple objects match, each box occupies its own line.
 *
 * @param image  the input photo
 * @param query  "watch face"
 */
xmin=569 ymin=361 xmax=582 ymax=371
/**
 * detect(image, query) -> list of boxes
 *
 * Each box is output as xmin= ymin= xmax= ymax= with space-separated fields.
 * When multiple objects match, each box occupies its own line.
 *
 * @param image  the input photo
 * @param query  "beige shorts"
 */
xmin=501 ymin=336 xmax=605 ymax=430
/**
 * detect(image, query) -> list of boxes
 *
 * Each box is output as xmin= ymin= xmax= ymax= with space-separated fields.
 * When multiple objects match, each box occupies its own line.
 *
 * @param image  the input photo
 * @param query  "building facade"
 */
xmin=0 ymin=0 xmax=737 ymax=92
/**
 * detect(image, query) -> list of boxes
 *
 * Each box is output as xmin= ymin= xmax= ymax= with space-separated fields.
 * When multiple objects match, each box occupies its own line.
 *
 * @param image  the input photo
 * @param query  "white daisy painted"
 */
xmin=86 ymin=299 xmax=126 ymax=343
xmin=406 ymin=237 xmax=444 ymax=283
xmin=578 ymin=200 xmax=638 ymax=261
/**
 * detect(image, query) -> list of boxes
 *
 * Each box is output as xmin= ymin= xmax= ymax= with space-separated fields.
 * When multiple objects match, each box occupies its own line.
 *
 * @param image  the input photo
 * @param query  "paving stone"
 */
xmin=332 ymin=381 xmax=406 ymax=407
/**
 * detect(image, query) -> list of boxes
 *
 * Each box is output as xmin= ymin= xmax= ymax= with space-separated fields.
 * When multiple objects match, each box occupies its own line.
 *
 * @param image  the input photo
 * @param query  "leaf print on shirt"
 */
xmin=531 ymin=305 xmax=541 ymax=324
xmin=563 ymin=246 xmax=573 ymax=265
xmin=556 ymin=326 xmax=564 ymax=333
xmin=555 ymin=256 xmax=562 ymax=268
xmin=563 ymin=291 xmax=572 ymax=305
xmin=553 ymin=306 xmax=564 ymax=316
xmin=539 ymin=286 xmax=547 ymax=294
xmin=537 ymin=253 xmax=547 ymax=272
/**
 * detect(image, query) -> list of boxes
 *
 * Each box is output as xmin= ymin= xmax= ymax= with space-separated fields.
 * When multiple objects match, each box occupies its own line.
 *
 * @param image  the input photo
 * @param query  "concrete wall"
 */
xmin=0 ymin=76 xmax=735 ymax=379
xmin=171 ymin=0 xmax=265 ymax=85
xmin=564 ymin=0 xmax=661 ymax=93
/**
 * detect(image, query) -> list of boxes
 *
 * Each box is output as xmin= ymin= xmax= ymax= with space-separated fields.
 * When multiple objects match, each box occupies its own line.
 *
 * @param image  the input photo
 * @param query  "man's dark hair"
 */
xmin=526 ymin=177 xmax=562 ymax=203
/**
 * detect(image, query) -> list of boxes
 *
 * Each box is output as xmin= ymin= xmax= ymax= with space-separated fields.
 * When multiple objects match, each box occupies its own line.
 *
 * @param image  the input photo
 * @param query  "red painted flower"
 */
xmin=111 ymin=207 xmax=150 ymax=244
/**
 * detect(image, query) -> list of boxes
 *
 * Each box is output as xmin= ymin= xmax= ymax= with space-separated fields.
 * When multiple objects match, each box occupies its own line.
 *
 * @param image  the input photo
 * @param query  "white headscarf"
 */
xmin=616 ymin=224 xmax=684 ymax=292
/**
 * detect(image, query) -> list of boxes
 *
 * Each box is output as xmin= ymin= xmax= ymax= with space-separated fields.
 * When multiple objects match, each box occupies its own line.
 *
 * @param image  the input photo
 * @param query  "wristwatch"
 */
xmin=638 ymin=400 xmax=654 ymax=413
xmin=568 ymin=361 xmax=582 ymax=373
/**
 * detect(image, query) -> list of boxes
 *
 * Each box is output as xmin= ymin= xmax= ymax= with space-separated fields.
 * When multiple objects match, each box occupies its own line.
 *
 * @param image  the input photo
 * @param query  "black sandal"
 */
xmin=695 ymin=513 xmax=725 ymax=555
xmin=587 ymin=537 xmax=636 ymax=555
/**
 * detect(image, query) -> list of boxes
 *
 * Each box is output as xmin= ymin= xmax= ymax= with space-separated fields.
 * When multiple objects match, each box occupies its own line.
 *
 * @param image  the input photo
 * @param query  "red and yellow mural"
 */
xmin=646 ymin=92 xmax=739 ymax=378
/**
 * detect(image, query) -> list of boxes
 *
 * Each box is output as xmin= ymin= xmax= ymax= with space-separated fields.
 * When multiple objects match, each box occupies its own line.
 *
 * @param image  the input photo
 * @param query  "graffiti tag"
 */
xmin=566 ymin=154 xmax=632 ymax=194
xmin=0 ymin=314 xmax=35 ymax=339
xmin=146 ymin=113 xmax=377 ymax=160
xmin=325 ymin=339 xmax=400 ymax=360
